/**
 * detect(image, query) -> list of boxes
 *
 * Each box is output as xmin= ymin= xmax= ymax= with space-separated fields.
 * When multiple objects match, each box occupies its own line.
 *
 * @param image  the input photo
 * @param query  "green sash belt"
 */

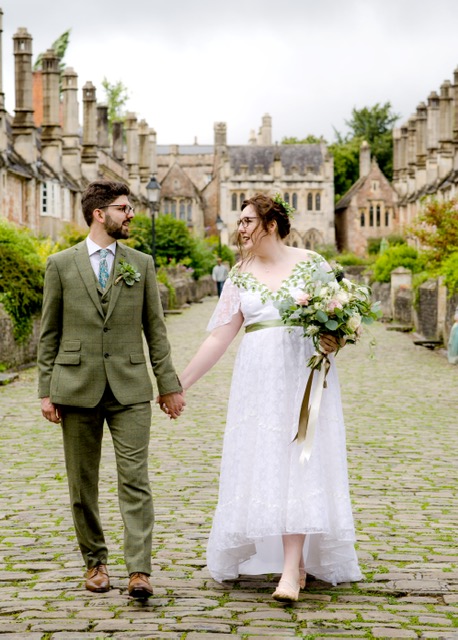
xmin=245 ymin=319 xmax=291 ymax=333
xmin=244 ymin=318 xmax=329 ymax=463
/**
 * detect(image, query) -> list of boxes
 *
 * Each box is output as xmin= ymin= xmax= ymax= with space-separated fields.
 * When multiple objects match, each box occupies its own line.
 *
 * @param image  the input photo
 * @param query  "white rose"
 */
xmin=336 ymin=290 xmax=350 ymax=305
xmin=347 ymin=314 xmax=362 ymax=332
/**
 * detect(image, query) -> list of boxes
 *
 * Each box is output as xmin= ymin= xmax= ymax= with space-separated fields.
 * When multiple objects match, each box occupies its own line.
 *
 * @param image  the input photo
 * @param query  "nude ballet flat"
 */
xmin=272 ymin=578 xmax=300 ymax=602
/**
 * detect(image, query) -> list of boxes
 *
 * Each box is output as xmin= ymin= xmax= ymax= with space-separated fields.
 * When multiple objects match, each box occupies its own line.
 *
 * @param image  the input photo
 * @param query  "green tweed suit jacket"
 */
xmin=38 ymin=240 xmax=182 ymax=407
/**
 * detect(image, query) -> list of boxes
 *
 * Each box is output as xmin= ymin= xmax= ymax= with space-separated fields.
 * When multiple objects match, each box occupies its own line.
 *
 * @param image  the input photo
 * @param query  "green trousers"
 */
xmin=60 ymin=387 xmax=153 ymax=574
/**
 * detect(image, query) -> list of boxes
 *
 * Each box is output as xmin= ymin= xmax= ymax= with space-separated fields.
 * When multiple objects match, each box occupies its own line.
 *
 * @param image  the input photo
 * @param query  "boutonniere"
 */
xmin=115 ymin=259 xmax=141 ymax=286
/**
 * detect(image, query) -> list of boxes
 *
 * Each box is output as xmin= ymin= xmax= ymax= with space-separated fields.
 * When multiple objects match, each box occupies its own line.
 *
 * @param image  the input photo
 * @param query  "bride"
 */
xmin=178 ymin=193 xmax=362 ymax=602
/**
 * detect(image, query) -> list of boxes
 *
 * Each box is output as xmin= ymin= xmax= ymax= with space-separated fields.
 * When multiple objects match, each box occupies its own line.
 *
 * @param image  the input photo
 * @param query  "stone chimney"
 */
xmin=439 ymin=80 xmax=453 ymax=153
xmin=125 ymin=111 xmax=140 ymax=192
xmin=438 ymin=80 xmax=453 ymax=178
xmin=0 ymin=9 xmax=7 ymax=154
xmin=61 ymin=67 xmax=81 ymax=181
xmin=426 ymin=91 xmax=440 ymax=151
xmin=112 ymin=120 xmax=124 ymax=160
xmin=12 ymin=27 xmax=37 ymax=165
xmin=415 ymin=102 xmax=427 ymax=169
xmin=359 ymin=140 xmax=371 ymax=178
xmin=214 ymin=122 xmax=227 ymax=147
xmin=81 ymin=81 xmax=98 ymax=181
xmin=407 ymin=116 xmax=417 ymax=178
xmin=149 ymin=128 xmax=157 ymax=176
xmin=453 ymin=67 xmax=458 ymax=169
xmin=97 ymin=104 xmax=109 ymax=149
xmin=392 ymin=128 xmax=401 ymax=181
xmin=41 ymin=49 xmax=62 ymax=176
xmin=259 ymin=113 xmax=272 ymax=145
xmin=138 ymin=119 xmax=150 ymax=187
xmin=248 ymin=129 xmax=256 ymax=145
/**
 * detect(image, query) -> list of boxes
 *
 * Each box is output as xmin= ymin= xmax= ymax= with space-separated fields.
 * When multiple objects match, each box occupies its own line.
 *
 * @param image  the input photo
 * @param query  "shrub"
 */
xmin=372 ymin=245 xmax=425 ymax=283
xmin=0 ymin=220 xmax=45 ymax=342
xmin=336 ymin=252 xmax=370 ymax=266
xmin=55 ymin=223 xmax=87 ymax=250
xmin=440 ymin=251 xmax=458 ymax=295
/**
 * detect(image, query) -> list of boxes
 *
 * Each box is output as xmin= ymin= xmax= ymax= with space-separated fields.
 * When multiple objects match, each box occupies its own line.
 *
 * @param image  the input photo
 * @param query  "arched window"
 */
xmin=376 ymin=205 xmax=381 ymax=227
xmin=239 ymin=193 xmax=246 ymax=209
xmin=369 ymin=205 xmax=374 ymax=226
xmin=284 ymin=192 xmax=290 ymax=204
xmin=179 ymin=201 xmax=186 ymax=220
xmin=385 ymin=209 xmax=390 ymax=226
xmin=360 ymin=211 xmax=365 ymax=227
xmin=171 ymin=200 xmax=177 ymax=217
xmin=292 ymin=193 xmax=298 ymax=209
xmin=307 ymin=193 xmax=313 ymax=211
xmin=187 ymin=202 xmax=192 ymax=222
xmin=315 ymin=193 xmax=321 ymax=211
xmin=231 ymin=193 xmax=237 ymax=211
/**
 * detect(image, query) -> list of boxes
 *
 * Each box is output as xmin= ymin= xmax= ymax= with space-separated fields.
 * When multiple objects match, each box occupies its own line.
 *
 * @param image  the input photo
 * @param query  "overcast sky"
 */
xmin=2 ymin=0 xmax=458 ymax=145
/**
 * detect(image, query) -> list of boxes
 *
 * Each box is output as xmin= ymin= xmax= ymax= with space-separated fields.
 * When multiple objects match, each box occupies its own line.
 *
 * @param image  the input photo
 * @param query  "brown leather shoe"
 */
xmin=85 ymin=564 xmax=110 ymax=593
xmin=128 ymin=572 xmax=153 ymax=599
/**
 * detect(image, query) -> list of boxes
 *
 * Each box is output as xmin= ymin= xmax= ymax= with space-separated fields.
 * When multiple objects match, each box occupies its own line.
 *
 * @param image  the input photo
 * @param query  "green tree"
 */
xmin=102 ymin=78 xmax=129 ymax=130
xmin=408 ymin=198 xmax=458 ymax=265
xmin=34 ymin=29 xmax=71 ymax=72
xmin=372 ymin=245 xmax=425 ymax=283
xmin=282 ymin=135 xmax=326 ymax=144
xmin=328 ymin=136 xmax=361 ymax=201
xmin=334 ymin=102 xmax=400 ymax=183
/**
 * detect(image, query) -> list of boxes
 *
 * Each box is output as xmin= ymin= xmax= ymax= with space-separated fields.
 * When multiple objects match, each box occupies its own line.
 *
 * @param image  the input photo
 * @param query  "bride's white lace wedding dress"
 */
xmin=205 ymin=260 xmax=362 ymax=585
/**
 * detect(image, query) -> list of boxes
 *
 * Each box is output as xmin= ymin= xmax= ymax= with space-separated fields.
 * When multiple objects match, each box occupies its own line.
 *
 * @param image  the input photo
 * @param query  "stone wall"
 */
xmin=0 ymin=305 xmax=41 ymax=369
xmin=415 ymin=280 xmax=439 ymax=340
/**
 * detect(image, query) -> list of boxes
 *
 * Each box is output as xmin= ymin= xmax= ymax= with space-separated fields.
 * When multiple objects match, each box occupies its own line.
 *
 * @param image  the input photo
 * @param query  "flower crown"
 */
xmin=273 ymin=193 xmax=295 ymax=219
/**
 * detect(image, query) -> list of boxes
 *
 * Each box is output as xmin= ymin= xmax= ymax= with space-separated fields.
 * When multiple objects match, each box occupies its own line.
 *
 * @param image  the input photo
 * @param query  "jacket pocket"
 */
xmin=130 ymin=353 xmax=146 ymax=364
xmin=63 ymin=340 xmax=81 ymax=352
xmin=55 ymin=354 xmax=81 ymax=365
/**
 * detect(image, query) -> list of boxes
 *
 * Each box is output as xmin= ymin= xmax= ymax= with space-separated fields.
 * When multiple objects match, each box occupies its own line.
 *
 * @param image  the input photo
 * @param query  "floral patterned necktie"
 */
xmin=98 ymin=248 xmax=110 ymax=289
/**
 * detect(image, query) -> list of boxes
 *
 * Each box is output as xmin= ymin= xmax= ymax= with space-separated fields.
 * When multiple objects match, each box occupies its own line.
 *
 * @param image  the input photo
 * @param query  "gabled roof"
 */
xmin=160 ymin=162 xmax=202 ymax=200
xmin=228 ymin=144 xmax=324 ymax=174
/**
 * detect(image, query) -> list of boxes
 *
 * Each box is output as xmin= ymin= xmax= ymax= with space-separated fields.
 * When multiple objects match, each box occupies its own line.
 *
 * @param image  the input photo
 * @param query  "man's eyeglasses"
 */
xmin=236 ymin=216 xmax=258 ymax=228
xmin=101 ymin=204 xmax=135 ymax=215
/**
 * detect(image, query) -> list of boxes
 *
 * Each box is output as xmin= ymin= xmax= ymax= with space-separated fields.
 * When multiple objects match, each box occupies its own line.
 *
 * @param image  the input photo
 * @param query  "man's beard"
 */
xmin=104 ymin=212 xmax=130 ymax=240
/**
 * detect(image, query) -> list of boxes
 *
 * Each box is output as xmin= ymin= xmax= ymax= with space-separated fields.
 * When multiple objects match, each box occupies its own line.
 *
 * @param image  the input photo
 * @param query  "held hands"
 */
xmin=156 ymin=392 xmax=186 ymax=420
xmin=319 ymin=334 xmax=345 ymax=355
xmin=41 ymin=397 xmax=61 ymax=424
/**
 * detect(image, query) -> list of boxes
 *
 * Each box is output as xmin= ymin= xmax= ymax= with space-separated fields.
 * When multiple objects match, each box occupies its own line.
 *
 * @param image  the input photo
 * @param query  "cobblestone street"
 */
xmin=0 ymin=296 xmax=457 ymax=639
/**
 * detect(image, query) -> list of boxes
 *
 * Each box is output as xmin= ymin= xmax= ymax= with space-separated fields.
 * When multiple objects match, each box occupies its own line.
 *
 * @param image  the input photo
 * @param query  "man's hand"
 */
xmin=41 ymin=397 xmax=61 ymax=424
xmin=156 ymin=392 xmax=186 ymax=420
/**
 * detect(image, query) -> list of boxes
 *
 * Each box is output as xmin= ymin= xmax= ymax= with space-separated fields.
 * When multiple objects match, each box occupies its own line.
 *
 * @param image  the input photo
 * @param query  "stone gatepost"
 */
xmin=391 ymin=267 xmax=413 ymax=325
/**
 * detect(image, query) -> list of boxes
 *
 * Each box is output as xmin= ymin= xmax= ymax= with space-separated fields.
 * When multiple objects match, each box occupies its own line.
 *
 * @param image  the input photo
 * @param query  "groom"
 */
xmin=38 ymin=180 xmax=185 ymax=599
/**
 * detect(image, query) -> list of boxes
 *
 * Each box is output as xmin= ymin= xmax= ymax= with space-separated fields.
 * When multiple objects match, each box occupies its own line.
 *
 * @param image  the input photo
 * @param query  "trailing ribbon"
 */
xmin=245 ymin=321 xmax=330 ymax=462
xmin=294 ymin=352 xmax=331 ymax=463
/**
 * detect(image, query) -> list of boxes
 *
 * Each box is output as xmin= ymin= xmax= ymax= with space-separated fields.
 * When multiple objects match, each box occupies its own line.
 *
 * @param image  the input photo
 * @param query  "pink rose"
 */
xmin=327 ymin=299 xmax=343 ymax=313
xmin=296 ymin=292 xmax=311 ymax=306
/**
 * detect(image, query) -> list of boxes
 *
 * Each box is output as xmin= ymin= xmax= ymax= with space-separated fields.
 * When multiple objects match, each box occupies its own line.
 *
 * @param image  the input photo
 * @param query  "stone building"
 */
xmin=392 ymin=66 xmax=458 ymax=230
xmin=335 ymin=141 xmax=399 ymax=255
xmin=157 ymin=115 xmax=336 ymax=249
xmin=0 ymin=10 xmax=155 ymax=239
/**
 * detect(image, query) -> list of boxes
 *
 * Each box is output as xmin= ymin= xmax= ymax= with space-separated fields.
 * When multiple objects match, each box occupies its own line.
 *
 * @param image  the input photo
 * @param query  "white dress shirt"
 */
xmin=86 ymin=237 xmax=117 ymax=280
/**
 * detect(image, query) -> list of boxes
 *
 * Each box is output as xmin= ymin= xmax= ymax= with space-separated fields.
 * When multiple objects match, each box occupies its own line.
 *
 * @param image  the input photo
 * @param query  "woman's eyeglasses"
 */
xmin=236 ymin=216 xmax=258 ymax=228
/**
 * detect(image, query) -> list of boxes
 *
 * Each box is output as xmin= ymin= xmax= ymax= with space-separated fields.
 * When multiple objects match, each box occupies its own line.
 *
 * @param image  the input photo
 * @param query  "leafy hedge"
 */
xmin=0 ymin=219 xmax=46 ymax=343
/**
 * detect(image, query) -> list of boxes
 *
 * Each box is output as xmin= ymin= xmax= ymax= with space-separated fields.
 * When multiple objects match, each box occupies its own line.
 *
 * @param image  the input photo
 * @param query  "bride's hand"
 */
xmin=319 ymin=334 xmax=344 ymax=354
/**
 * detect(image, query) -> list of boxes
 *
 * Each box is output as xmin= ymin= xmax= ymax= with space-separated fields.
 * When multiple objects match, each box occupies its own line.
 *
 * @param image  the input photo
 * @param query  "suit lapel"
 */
xmin=104 ymin=242 xmax=126 ymax=324
xmin=74 ymin=241 xmax=104 ymax=319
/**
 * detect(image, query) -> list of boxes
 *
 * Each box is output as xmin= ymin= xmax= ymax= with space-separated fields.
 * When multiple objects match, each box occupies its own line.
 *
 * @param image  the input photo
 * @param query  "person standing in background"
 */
xmin=212 ymin=257 xmax=229 ymax=297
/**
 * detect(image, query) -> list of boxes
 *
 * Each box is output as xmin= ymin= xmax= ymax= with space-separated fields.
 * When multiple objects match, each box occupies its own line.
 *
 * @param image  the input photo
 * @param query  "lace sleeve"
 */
xmin=206 ymin=277 xmax=241 ymax=332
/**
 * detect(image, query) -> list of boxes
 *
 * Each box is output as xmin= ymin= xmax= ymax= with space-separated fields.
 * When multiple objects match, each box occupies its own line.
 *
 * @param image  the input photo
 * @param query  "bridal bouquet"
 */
xmin=274 ymin=259 xmax=381 ymax=461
